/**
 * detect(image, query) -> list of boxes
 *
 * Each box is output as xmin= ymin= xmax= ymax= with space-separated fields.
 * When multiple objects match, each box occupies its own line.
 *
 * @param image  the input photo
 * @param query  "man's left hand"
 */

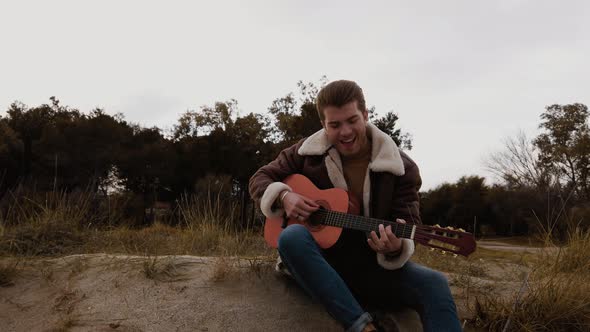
xmin=367 ymin=219 xmax=406 ymax=255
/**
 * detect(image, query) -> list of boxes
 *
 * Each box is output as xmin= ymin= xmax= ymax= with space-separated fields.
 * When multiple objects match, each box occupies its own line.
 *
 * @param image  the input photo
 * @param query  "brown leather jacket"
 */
xmin=249 ymin=123 xmax=422 ymax=270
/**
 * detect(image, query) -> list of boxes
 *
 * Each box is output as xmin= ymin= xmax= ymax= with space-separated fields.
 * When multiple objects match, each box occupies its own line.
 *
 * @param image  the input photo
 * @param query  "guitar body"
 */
xmin=264 ymin=174 xmax=353 ymax=249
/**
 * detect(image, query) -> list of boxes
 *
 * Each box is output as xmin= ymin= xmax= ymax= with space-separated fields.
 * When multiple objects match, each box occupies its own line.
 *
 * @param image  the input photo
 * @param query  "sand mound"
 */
xmin=0 ymin=254 xmax=422 ymax=332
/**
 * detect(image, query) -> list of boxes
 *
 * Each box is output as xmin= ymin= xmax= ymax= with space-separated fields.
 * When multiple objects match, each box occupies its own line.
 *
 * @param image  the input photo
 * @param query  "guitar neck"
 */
xmin=313 ymin=209 xmax=416 ymax=239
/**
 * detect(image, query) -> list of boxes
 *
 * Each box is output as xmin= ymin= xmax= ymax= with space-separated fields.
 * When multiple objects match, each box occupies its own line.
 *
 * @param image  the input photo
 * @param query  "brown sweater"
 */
xmin=341 ymin=142 xmax=371 ymax=214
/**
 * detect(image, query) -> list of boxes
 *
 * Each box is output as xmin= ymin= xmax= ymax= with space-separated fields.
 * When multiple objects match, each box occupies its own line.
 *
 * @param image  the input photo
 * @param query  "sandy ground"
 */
xmin=0 ymin=254 xmax=427 ymax=332
xmin=1 ymin=239 xmax=538 ymax=332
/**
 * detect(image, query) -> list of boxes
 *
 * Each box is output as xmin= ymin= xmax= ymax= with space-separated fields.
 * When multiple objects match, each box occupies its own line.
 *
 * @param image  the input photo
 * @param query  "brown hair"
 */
xmin=316 ymin=80 xmax=366 ymax=121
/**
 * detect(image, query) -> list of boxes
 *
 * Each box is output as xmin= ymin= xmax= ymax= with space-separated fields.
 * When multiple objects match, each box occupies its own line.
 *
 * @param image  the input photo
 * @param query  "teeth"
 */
xmin=341 ymin=138 xmax=354 ymax=143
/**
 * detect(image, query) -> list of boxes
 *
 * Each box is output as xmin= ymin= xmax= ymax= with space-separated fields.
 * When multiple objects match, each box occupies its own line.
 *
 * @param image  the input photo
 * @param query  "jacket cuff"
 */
xmin=376 ymin=239 xmax=414 ymax=270
xmin=260 ymin=182 xmax=292 ymax=218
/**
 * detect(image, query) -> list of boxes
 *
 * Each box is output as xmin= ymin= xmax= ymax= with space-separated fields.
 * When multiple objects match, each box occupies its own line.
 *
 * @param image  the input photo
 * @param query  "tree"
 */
xmin=6 ymin=100 xmax=55 ymax=178
xmin=370 ymin=109 xmax=413 ymax=150
xmin=485 ymin=130 xmax=552 ymax=189
xmin=534 ymin=103 xmax=590 ymax=200
xmin=173 ymin=100 xmax=239 ymax=140
xmin=268 ymin=80 xmax=324 ymax=146
xmin=0 ymin=119 xmax=23 ymax=191
xmin=421 ymin=176 xmax=489 ymax=234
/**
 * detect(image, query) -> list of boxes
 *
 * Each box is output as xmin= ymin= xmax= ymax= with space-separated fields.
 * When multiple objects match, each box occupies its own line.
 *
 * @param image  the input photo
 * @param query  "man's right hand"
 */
xmin=280 ymin=191 xmax=319 ymax=221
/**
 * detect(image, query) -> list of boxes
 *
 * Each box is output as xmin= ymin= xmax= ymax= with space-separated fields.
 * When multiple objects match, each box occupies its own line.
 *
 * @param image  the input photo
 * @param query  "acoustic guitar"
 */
xmin=264 ymin=174 xmax=476 ymax=257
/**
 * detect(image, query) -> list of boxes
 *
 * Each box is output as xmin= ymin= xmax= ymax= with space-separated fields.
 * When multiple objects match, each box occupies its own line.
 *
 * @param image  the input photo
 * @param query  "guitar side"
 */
xmin=264 ymin=174 xmax=349 ymax=249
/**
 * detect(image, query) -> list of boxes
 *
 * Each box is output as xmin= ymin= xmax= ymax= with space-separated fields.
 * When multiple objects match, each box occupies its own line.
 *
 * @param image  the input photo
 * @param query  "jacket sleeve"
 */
xmin=248 ymin=141 xmax=305 ymax=218
xmin=377 ymin=154 xmax=422 ymax=270
xmin=392 ymin=159 xmax=422 ymax=225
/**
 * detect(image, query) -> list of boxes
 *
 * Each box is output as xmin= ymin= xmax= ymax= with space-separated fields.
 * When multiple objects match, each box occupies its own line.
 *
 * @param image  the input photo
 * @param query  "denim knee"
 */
xmin=428 ymin=270 xmax=449 ymax=288
xmin=277 ymin=224 xmax=313 ymax=257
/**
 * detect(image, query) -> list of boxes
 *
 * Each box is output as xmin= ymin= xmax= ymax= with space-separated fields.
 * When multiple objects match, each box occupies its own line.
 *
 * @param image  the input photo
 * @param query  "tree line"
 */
xmin=0 ymin=80 xmax=411 ymax=227
xmin=423 ymin=103 xmax=590 ymax=237
xmin=1 ymin=80 xmax=588 ymax=235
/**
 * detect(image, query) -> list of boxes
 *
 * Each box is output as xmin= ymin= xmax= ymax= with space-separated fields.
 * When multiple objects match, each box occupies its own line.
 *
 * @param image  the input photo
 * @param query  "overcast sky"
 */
xmin=1 ymin=0 xmax=589 ymax=190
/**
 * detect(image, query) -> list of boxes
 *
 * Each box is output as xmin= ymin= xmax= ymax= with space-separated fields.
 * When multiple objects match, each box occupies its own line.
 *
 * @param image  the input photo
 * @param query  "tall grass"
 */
xmin=0 ymin=190 xmax=95 ymax=255
xmin=176 ymin=192 xmax=268 ymax=256
xmin=0 ymin=187 xmax=270 ymax=257
xmin=471 ymin=227 xmax=590 ymax=331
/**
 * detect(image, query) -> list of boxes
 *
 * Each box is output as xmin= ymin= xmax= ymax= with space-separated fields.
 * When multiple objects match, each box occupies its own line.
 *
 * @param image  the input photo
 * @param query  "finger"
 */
xmin=302 ymin=203 xmax=319 ymax=213
xmin=385 ymin=225 xmax=401 ymax=251
xmin=369 ymin=231 xmax=383 ymax=250
xmin=378 ymin=224 xmax=390 ymax=246
xmin=289 ymin=207 xmax=305 ymax=219
xmin=367 ymin=238 xmax=379 ymax=252
xmin=379 ymin=225 xmax=393 ymax=251
xmin=303 ymin=197 xmax=319 ymax=208
xmin=305 ymin=202 xmax=320 ymax=211
xmin=396 ymin=218 xmax=406 ymax=224
xmin=385 ymin=225 xmax=395 ymax=240
xmin=296 ymin=209 xmax=311 ymax=219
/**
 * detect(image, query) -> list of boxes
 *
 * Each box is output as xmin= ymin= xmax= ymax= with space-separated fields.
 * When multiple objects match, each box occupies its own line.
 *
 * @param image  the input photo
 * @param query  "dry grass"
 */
xmin=4 ymin=187 xmax=588 ymax=330
xmin=141 ymin=255 xmax=191 ymax=282
xmin=0 ymin=190 xmax=92 ymax=256
xmin=413 ymin=246 xmax=489 ymax=278
xmin=210 ymin=256 xmax=237 ymax=282
xmin=241 ymin=255 xmax=277 ymax=279
xmin=469 ymin=228 xmax=590 ymax=331
xmin=0 ymin=189 xmax=272 ymax=258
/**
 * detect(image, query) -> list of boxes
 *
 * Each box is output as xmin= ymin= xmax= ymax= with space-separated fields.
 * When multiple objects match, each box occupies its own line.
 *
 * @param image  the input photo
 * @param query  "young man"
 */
xmin=249 ymin=80 xmax=461 ymax=332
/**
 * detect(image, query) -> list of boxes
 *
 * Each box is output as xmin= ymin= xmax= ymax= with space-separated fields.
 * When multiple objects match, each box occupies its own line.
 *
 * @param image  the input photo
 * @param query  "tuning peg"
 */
xmin=446 ymin=226 xmax=455 ymax=230
xmin=429 ymin=248 xmax=435 ymax=252
xmin=434 ymin=224 xmax=441 ymax=228
xmin=458 ymin=228 xmax=465 ymax=232
xmin=453 ymin=254 xmax=458 ymax=258
xmin=441 ymin=251 xmax=446 ymax=255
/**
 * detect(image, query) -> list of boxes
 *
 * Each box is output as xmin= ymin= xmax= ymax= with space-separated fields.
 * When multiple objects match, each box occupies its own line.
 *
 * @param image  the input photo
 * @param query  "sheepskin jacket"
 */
xmin=248 ymin=122 xmax=422 ymax=270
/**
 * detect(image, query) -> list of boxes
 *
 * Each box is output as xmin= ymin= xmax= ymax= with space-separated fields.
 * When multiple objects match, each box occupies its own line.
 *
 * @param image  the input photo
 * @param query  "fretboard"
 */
xmin=312 ymin=209 xmax=416 ymax=239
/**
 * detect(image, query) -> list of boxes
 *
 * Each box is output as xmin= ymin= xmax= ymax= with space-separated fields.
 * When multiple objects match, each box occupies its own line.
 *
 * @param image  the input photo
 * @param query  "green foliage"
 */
xmin=1 ymin=79 xmax=413 ymax=229
xmin=370 ymin=109 xmax=413 ymax=150
xmin=421 ymin=176 xmax=490 ymax=232
xmin=534 ymin=103 xmax=590 ymax=200
xmin=268 ymin=80 xmax=324 ymax=145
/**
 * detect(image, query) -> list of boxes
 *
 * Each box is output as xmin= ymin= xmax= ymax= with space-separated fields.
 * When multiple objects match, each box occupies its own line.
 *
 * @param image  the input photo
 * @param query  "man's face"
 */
xmin=321 ymin=101 xmax=369 ymax=158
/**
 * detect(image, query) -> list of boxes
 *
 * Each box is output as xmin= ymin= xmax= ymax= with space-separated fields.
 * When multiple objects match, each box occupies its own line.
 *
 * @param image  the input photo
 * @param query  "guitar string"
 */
xmin=310 ymin=209 xmax=466 ymax=240
xmin=311 ymin=209 xmax=413 ymax=238
xmin=305 ymin=210 xmax=470 ymax=254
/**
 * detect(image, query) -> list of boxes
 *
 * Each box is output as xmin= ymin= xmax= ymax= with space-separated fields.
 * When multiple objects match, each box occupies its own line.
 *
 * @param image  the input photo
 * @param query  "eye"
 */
xmin=329 ymin=123 xmax=339 ymax=129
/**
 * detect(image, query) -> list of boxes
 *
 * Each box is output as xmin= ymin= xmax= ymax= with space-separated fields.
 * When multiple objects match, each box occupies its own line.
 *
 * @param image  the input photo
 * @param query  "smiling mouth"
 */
xmin=340 ymin=137 xmax=356 ymax=146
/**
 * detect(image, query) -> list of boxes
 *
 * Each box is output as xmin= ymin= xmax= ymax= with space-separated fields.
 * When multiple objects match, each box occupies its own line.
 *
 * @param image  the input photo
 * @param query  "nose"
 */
xmin=341 ymin=124 xmax=353 ymax=136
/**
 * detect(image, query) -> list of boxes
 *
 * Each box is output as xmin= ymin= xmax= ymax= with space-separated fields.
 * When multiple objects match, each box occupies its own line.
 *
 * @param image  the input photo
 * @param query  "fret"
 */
xmin=313 ymin=209 xmax=412 ymax=239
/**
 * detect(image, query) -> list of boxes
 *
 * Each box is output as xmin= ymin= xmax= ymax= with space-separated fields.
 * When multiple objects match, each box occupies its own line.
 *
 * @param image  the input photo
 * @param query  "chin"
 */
xmin=336 ymin=146 xmax=358 ymax=157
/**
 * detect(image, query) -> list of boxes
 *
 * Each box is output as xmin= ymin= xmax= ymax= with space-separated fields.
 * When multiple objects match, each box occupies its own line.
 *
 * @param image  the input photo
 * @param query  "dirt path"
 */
xmin=477 ymin=240 xmax=550 ymax=252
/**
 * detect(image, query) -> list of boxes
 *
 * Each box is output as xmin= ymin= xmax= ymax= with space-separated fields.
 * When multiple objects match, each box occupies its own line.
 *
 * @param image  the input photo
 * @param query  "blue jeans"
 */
xmin=278 ymin=224 xmax=462 ymax=332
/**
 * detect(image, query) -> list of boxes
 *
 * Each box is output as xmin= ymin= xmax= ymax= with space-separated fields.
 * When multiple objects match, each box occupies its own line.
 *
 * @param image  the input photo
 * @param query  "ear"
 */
xmin=362 ymin=110 xmax=369 ymax=122
xmin=321 ymin=120 xmax=326 ymax=130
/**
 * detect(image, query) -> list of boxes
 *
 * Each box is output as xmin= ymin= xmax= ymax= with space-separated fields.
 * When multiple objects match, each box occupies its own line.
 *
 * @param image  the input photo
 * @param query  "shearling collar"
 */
xmin=297 ymin=122 xmax=405 ymax=176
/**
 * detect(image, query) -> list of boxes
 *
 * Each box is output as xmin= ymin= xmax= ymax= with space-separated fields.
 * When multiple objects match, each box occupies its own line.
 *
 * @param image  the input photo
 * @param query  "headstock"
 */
xmin=414 ymin=224 xmax=476 ymax=257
